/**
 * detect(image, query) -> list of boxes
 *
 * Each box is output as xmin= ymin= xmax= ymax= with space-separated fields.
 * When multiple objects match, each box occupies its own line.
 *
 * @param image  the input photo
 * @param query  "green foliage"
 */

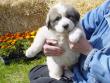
xmin=0 ymin=38 xmax=31 ymax=56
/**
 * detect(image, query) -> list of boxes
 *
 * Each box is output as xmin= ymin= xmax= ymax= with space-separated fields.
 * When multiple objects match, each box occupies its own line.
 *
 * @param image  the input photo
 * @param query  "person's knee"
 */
xmin=30 ymin=77 xmax=71 ymax=83
xmin=29 ymin=65 xmax=49 ymax=81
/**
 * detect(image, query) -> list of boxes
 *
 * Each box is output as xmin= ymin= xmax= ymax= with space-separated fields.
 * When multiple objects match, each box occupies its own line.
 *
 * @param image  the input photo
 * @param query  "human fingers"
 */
xmin=46 ymin=39 xmax=58 ymax=46
xmin=43 ymin=43 xmax=64 ymax=56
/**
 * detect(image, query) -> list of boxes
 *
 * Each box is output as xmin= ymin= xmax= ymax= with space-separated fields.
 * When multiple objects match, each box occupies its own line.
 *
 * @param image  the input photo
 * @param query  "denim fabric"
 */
xmin=73 ymin=0 xmax=110 ymax=83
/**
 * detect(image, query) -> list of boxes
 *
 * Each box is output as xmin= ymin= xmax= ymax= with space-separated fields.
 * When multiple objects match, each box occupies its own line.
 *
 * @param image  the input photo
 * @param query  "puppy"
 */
xmin=26 ymin=3 xmax=85 ymax=80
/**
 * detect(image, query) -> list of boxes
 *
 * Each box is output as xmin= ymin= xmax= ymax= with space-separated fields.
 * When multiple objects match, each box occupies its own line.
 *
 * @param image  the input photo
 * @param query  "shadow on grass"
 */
xmin=0 ymin=41 xmax=44 ymax=65
xmin=0 ymin=51 xmax=44 ymax=65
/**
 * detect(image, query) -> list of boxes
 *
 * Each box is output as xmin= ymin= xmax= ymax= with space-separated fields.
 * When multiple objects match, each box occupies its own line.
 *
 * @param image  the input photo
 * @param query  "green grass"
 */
xmin=0 ymin=57 xmax=46 ymax=83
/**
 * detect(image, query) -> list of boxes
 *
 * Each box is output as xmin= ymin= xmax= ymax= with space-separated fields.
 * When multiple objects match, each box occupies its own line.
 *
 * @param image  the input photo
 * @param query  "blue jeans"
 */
xmin=29 ymin=65 xmax=73 ymax=83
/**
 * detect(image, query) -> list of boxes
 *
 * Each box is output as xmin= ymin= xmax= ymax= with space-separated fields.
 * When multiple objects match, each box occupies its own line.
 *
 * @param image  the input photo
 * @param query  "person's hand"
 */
xmin=43 ymin=39 xmax=64 ymax=56
xmin=69 ymin=36 xmax=93 ymax=56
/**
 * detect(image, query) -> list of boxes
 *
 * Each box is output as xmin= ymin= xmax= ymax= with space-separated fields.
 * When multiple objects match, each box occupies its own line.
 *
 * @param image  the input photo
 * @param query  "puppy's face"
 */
xmin=46 ymin=3 xmax=80 ymax=33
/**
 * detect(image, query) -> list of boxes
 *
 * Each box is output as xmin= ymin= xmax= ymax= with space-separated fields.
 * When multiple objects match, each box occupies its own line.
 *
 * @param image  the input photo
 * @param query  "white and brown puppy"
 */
xmin=26 ymin=3 xmax=85 ymax=80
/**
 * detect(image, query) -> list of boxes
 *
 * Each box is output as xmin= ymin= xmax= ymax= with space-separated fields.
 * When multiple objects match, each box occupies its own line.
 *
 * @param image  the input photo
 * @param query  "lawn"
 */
xmin=0 ymin=57 xmax=46 ymax=83
xmin=0 ymin=0 xmax=104 ymax=83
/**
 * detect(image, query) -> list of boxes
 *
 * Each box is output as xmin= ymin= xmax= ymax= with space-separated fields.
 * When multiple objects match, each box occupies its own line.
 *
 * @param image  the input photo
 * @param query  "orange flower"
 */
xmin=0 ymin=30 xmax=38 ymax=46
xmin=11 ymin=40 xmax=17 ymax=45
xmin=25 ymin=35 xmax=31 ymax=39
xmin=1 ymin=45 xmax=8 ymax=49
xmin=7 ymin=39 xmax=13 ymax=43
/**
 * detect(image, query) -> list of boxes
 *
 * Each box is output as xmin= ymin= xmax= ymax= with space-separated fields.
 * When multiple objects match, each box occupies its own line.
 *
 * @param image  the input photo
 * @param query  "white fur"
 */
xmin=26 ymin=3 xmax=85 ymax=80
xmin=54 ymin=3 xmax=67 ymax=15
xmin=26 ymin=26 xmax=83 ymax=80
xmin=55 ymin=17 xmax=75 ymax=33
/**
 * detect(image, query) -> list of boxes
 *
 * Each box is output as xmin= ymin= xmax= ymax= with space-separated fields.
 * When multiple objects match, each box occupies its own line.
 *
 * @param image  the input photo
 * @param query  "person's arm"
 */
xmin=69 ymin=0 xmax=110 ymax=55
xmin=80 ymin=0 xmax=110 ymax=40
xmin=84 ymin=48 xmax=110 ymax=83
xmin=73 ymin=1 xmax=110 ymax=83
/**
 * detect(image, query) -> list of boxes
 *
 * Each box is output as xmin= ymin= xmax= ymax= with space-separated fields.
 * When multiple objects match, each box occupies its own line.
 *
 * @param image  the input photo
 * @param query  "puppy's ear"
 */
xmin=46 ymin=14 xmax=51 ymax=29
xmin=75 ymin=11 xmax=80 ymax=23
xmin=76 ymin=12 xmax=80 ymax=22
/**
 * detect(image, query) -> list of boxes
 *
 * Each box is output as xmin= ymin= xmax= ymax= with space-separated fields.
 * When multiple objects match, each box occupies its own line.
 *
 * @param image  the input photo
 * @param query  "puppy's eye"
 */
xmin=67 ymin=15 xmax=73 ymax=20
xmin=67 ymin=15 xmax=77 ymax=23
xmin=54 ymin=16 xmax=61 ymax=22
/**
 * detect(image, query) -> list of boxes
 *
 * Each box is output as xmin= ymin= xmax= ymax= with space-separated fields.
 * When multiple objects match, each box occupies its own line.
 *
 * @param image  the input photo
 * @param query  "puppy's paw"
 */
xmin=48 ymin=65 xmax=63 ymax=80
xmin=69 ymin=28 xmax=83 ymax=43
xmin=25 ymin=49 xmax=33 ymax=58
xmin=49 ymin=73 xmax=61 ymax=80
xmin=69 ymin=34 xmax=80 ymax=43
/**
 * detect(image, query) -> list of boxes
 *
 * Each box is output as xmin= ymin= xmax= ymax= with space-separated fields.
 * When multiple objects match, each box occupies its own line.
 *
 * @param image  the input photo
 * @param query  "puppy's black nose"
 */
xmin=63 ymin=24 xmax=69 ymax=29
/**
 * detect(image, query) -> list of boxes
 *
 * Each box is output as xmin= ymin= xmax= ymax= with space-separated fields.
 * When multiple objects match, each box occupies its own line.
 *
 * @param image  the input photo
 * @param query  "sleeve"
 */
xmin=84 ymin=48 xmax=110 ymax=83
xmin=81 ymin=1 xmax=110 ymax=82
xmin=80 ymin=0 xmax=110 ymax=40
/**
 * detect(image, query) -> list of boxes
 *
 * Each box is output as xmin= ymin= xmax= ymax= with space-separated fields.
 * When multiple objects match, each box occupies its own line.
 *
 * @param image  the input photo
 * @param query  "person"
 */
xmin=29 ymin=0 xmax=110 ymax=83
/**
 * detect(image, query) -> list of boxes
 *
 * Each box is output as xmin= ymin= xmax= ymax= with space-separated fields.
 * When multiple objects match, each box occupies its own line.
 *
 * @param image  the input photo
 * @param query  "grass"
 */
xmin=0 ymin=0 xmax=104 ymax=83
xmin=0 ymin=62 xmax=31 ymax=83
xmin=0 ymin=57 xmax=46 ymax=83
